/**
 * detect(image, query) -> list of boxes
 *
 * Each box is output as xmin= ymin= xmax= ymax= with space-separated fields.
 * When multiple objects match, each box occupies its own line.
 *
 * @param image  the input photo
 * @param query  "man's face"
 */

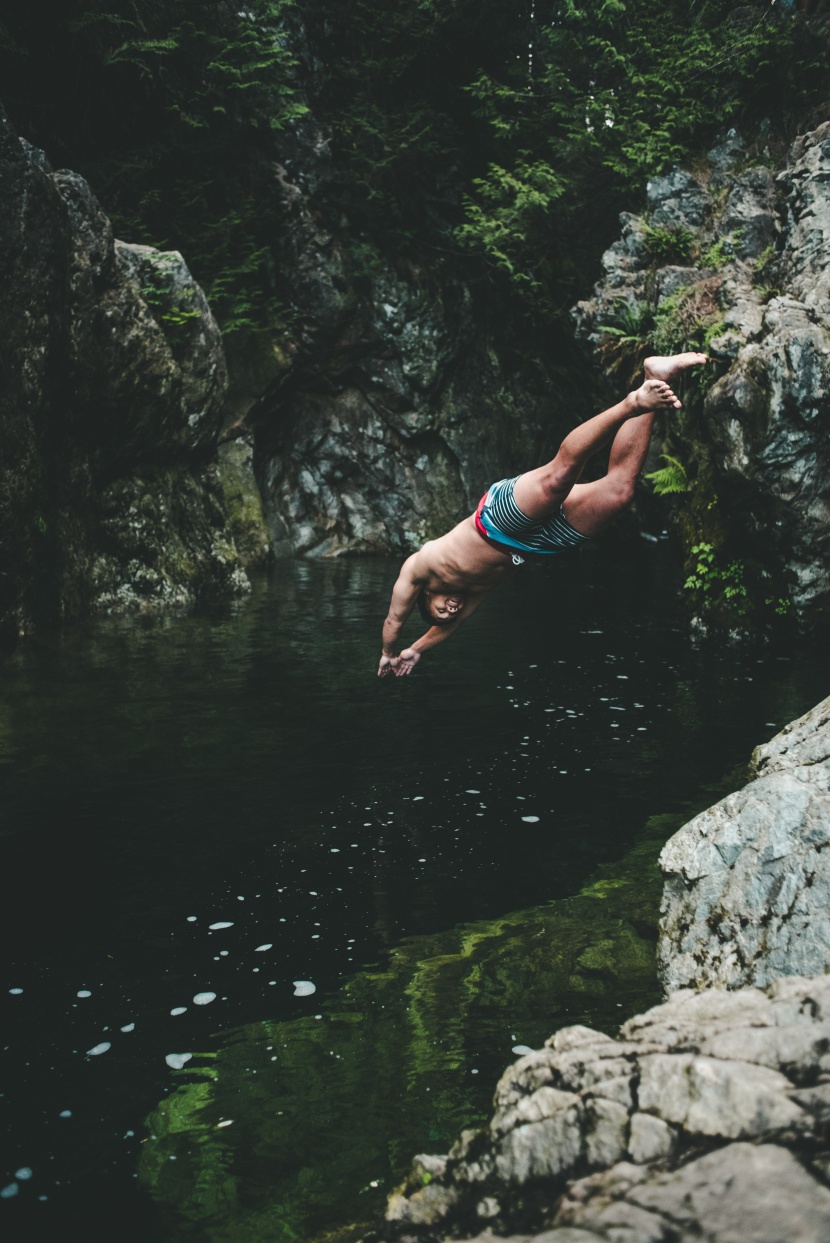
xmin=426 ymin=591 xmax=465 ymax=622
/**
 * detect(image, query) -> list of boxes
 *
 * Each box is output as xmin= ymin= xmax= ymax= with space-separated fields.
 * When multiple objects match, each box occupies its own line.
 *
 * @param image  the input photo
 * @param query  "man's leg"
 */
xmin=512 ymin=376 xmax=679 ymax=522
xmin=514 ymin=350 xmax=705 ymax=529
xmin=561 ymin=409 xmax=656 ymax=537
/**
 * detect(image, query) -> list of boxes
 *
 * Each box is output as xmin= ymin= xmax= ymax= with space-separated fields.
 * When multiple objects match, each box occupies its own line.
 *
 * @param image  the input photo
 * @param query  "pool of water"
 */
xmin=1 ymin=549 xmax=826 ymax=1240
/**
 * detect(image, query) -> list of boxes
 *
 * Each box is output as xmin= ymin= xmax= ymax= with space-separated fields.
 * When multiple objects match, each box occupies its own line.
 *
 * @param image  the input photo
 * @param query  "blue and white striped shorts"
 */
xmin=478 ymin=476 xmax=591 ymax=557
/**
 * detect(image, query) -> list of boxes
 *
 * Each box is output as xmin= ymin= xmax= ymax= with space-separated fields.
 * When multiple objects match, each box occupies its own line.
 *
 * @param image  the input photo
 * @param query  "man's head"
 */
xmin=417 ymin=590 xmax=466 ymax=626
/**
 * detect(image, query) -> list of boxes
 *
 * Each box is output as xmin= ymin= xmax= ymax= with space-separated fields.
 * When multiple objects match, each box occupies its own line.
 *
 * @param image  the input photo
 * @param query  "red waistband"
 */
xmin=474 ymin=490 xmax=514 ymax=555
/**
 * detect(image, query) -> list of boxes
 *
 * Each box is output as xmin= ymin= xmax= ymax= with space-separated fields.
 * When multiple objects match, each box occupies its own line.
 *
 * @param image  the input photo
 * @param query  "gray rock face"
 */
xmin=238 ymin=105 xmax=555 ymax=557
xmin=384 ymin=975 xmax=830 ymax=1243
xmin=658 ymin=696 xmax=830 ymax=993
xmin=0 ymin=104 xmax=258 ymax=632
xmin=573 ymin=123 xmax=830 ymax=631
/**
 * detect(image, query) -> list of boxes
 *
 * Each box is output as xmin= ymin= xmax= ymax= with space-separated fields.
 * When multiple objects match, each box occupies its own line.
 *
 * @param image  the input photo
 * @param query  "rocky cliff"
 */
xmin=0 ymin=104 xmax=264 ymax=637
xmin=574 ymin=124 xmax=830 ymax=636
xmin=380 ymin=701 xmax=830 ymax=1243
xmin=233 ymin=98 xmax=559 ymax=558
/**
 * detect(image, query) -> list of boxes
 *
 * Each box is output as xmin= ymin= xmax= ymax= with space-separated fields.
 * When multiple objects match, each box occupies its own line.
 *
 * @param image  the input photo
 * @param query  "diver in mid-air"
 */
xmin=379 ymin=353 xmax=708 ymax=677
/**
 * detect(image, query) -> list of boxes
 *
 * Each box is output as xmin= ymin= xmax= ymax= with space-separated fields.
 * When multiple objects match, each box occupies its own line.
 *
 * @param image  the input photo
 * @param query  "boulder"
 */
xmin=658 ymin=695 xmax=830 ymax=992
xmin=0 ymin=103 xmax=261 ymax=633
xmin=384 ymin=975 xmax=830 ymax=1241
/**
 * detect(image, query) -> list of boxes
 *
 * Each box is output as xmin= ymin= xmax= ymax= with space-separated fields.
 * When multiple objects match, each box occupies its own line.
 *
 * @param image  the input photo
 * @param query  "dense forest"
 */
xmin=2 ymin=0 xmax=828 ymax=340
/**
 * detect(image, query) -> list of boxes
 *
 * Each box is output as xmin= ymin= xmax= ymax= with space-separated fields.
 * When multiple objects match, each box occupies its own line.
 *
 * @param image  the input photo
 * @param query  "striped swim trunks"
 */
xmin=475 ymin=476 xmax=591 ymax=559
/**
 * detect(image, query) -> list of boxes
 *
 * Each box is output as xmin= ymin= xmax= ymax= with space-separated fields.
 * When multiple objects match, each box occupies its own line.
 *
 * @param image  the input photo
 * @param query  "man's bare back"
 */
xmin=379 ymin=354 xmax=707 ymax=677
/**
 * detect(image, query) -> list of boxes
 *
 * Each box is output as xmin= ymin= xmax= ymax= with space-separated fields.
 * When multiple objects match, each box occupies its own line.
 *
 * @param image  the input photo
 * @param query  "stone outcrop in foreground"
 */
xmin=384 ymin=700 xmax=830 ymax=1243
xmin=0 ymin=104 xmax=265 ymax=635
xmin=659 ymin=694 xmax=830 ymax=993
xmin=385 ymin=976 xmax=830 ymax=1243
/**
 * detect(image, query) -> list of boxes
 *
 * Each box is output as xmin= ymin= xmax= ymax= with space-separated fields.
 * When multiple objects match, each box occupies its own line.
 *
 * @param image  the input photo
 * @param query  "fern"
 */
xmin=645 ymin=455 xmax=688 ymax=496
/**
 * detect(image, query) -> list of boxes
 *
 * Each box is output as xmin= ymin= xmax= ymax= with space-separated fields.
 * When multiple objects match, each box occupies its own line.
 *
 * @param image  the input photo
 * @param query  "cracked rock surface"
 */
xmin=384 ymin=975 xmax=830 ymax=1243
xmin=658 ymin=695 xmax=830 ymax=992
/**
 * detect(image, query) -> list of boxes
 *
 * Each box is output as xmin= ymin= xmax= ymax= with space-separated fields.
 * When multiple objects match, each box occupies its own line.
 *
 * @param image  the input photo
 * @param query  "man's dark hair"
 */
xmin=416 ymin=591 xmax=456 ymax=627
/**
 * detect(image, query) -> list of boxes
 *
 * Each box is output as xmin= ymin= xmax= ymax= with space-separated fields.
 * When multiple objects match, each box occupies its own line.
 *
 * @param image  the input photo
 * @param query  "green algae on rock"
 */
xmin=138 ymin=813 xmax=681 ymax=1243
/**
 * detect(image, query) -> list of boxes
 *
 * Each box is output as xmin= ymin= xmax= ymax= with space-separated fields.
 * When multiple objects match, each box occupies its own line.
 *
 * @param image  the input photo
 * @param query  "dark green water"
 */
xmin=1 ymin=550 xmax=826 ymax=1241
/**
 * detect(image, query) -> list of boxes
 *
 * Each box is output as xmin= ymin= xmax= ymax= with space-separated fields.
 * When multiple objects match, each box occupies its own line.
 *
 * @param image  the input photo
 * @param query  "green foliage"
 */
xmin=598 ymin=281 xmax=724 ymax=380
xmin=753 ymin=242 xmax=781 ymax=302
xmin=0 ymin=0 xmax=304 ymax=333
xmin=645 ymin=454 xmax=688 ymax=496
xmin=684 ymin=542 xmax=749 ymax=621
xmin=641 ymin=223 xmax=695 ymax=266
xmin=451 ymin=0 xmax=830 ymax=318
xmin=456 ymin=160 xmax=567 ymax=291
xmin=700 ymin=237 xmax=730 ymax=270
xmin=2 ymin=0 xmax=828 ymax=339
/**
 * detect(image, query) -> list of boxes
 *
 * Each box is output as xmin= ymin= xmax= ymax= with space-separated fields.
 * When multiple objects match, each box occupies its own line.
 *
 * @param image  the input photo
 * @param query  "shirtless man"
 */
xmin=378 ymin=353 xmax=707 ymax=677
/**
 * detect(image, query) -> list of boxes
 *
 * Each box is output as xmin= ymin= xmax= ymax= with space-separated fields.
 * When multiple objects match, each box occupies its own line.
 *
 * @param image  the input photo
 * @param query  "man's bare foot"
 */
xmin=632 ymin=378 xmax=682 ymax=411
xmin=644 ymin=352 xmax=708 ymax=383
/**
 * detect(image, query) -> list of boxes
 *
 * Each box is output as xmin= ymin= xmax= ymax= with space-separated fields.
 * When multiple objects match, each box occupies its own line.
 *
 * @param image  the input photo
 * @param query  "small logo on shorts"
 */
xmin=512 ymin=554 xmax=525 ymax=566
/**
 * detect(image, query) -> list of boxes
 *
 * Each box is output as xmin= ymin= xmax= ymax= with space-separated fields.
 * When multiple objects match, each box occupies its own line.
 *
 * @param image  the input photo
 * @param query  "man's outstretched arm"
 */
xmin=379 ymin=589 xmax=488 ymax=677
xmin=378 ymin=556 xmax=424 ymax=676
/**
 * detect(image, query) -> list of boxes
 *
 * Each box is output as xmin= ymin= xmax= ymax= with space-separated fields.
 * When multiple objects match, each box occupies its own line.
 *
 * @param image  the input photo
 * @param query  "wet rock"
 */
xmin=0 ymin=103 xmax=250 ymax=632
xmin=658 ymin=695 xmax=830 ymax=992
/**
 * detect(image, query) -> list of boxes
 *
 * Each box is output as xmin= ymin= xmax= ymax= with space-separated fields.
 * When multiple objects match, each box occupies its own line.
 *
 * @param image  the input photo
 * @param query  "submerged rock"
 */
xmin=0 ymin=104 xmax=259 ymax=634
xmin=658 ymin=694 xmax=830 ymax=993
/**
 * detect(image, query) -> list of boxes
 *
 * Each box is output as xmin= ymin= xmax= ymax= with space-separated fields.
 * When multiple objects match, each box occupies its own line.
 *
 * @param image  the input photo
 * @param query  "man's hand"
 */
xmin=378 ymin=649 xmax=421 ymax=678
xmin=393 ymin=648 xmax=420 ymax=676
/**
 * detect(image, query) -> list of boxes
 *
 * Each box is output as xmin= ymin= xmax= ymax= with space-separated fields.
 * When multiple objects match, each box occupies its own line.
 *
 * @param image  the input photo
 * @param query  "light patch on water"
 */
xmin=170 ymin=1007 xmax=187 ymax=1016
xmin=120 ymin=1023 xmax=135 ymax=1032
xmin=77 ymin=990 xmax=91 ymax=998
xmin=193 ymin=992 xmax=216 ymax=1006
xmin=1 ymin=1184 xmax=18 ymax=1199
xmin=209 ymin=922 xmax=234 ymax=930
xmin=9 ymin=988 xmax=23 ymax=995
xmin=293 ymin=980 xmax=316 ymax=997
xmin=59 ymin=1110 xmax=72 ymax=1118
xmin=465 ymin=789 xmax=480 ymax=794
xmin=165 ymin=1053 xmax=192 ymax=1070
xmin=521 ymin=816 xmax=540 ymax=823
xmin=512 ymin=1044 xmax=534 ymax=1055
xmin=15 ymin=1168 xmax=32 ymax=1180
xmin=413 ymin=796 xmax=424 ymax=801
xmin=86 ymin=1042 xmax=111 ymax=1057
xmin=255 ymin=944 xmax=273 ymax=952
xmin=217 ymin=1119 xmax=234 ymax=1128
xmin=186 ymin=916 xmax=197 ymax=922
xmin=330 ymin=848 xmax=340 ymax=853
